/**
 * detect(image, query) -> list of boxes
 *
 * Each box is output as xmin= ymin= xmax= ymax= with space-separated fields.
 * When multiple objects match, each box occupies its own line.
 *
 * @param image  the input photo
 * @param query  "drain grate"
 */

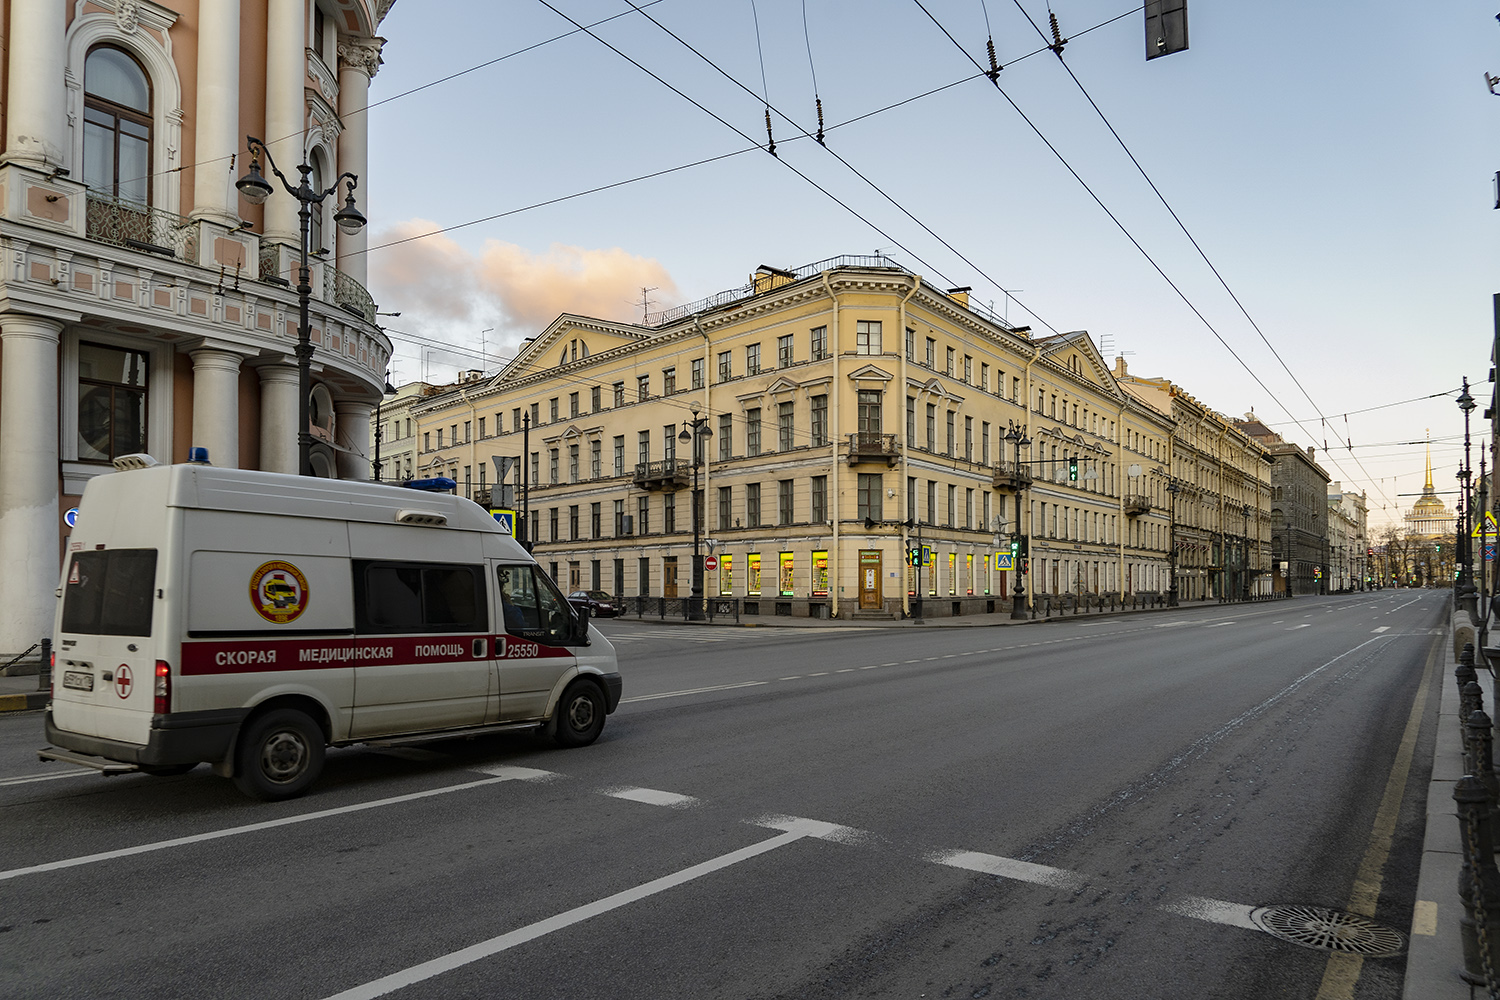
xmin=1250 ymin=906 xmax=1405 ymax=957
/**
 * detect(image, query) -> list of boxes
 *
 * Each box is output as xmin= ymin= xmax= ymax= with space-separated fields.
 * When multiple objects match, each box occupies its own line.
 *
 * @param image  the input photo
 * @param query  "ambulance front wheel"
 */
xmin=554 ymin=679 xmax=606 ymax=747
xmin=233 ymin=709 xmax=325 ymax=800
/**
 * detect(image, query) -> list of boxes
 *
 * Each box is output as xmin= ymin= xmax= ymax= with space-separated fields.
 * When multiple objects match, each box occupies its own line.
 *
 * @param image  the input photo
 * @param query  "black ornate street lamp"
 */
xmin=1005 ymin=425 xmax=1030 ymax=619
xmin=236 ymin=137 xmax=366 ymax=477
xmin=1458 ymin=378 xmax=1478 ymax=610
xmin=678 ymin=404 xmax=713 ymax=620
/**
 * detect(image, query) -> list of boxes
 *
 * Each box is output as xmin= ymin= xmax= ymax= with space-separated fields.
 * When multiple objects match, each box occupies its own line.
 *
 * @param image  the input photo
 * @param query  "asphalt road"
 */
xmin=0 ymin=591 xmax=1447 ymax=999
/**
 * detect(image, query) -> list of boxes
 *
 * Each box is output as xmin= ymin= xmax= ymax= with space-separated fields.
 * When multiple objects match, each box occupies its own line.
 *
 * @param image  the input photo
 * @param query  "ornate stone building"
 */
xmin=1234 ymin=416 xmax=1330 ymax=595
xmin=0 ymin=1 xmax=394 ymax=659
xmin=406 ymin=257 xmax=1178 ymax=618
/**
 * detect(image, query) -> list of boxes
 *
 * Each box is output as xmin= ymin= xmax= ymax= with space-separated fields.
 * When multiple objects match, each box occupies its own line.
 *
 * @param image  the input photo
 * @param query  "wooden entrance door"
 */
xmin=858 ymin=550 xmax=882 ymax=609
xmin=663 ymin=557 xmax=679 ymax=598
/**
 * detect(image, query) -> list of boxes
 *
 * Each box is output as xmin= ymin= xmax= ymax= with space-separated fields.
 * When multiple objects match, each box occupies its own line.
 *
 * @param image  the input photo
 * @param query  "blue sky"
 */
xmin=362 ymin=0 xmax=1498 ymax=529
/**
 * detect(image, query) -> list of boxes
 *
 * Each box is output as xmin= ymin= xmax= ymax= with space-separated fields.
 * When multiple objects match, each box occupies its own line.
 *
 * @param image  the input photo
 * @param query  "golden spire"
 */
xmin=1425 ymin=429 xmax=1433 ymax=492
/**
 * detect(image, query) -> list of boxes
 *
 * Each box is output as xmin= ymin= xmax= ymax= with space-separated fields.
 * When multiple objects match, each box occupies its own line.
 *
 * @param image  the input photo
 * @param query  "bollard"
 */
xmin=1465 ymin=682 xmax=1487 ymax=735
xmin=1462 ymin=643 xmax=1480 ymax=691
xmin=37 ymin=636 xmax=51 ymax=693
xmin=1454 ymin=773 xmax=1500 ymax=987
xmin=1469 ymin=708 xmax=1500 ymax=821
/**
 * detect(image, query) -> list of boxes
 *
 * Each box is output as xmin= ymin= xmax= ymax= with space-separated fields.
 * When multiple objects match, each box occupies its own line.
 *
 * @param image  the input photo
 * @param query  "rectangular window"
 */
xmin=907 ymin=476 xmax=917 ymax=522
xmin=637 ymin=496 xmax=650 ymax=535
xmin=569 ymin=504 xmax=579 ymax=539
xmin=965 ymin=488 xmax=974 ymax=529
xmin=512 ymin=408 xmax=522 ymax=432
xmin=778 ymin=334 xmax=794 ymax=369
xmin=717 ymin=350 xmax=732 ymax=382
xmin=718 ymin=486 xmax=732 ymax=531
xmin=1013 ymin=376 xmax=1021 ymax=402
xmin=423 ymin=432 xmax=431 ymax=452
xmin=811 ymin=325 xmax=828 ymax=360
xmin=612 ymin=382 xmax=625 ymax=407
xmin=778 ymin=479 xmax=794 ymax=525
xmin=568 ymin=392 xmax=579 ymax=418
xmin=980 ymin=363 xmax=989 ymax=390
xmin=664 ymin=493 xmax=676 ymax=533
xmin=568 ymin=444 xmax=579 ymax=482
xmin=529 ymin=402 xmax=539 ymax=426
xmin=905 ymin=327 xmax=915 ymax=361
xmin=549 ymin=448 xmax=558 ymax=484
xmin=906 ymin=396 xmax=916 ymax=444
xmin=639 ymin=557 xmax=650 ymax=596
xmin=662 ymin=367 xmax=676 ymax=395
xmin=691 ymin=358 xmax=704 ymax=389
xmin=637 ymin=374 xmax=650 ymax=402
xmin=719 ymin=554 xmax=733 ymax=595
xmin=747 ymin=553 xmax=762 ymax=595
xmin=856 ymin=320 xmax=882 ymax=355
xmin=947 ymin=484 xmax=956 ymax=527
xmin=925 ymin=403 xmax=936 ymax=451
xmin=983 ymin=492 xmax=991 ymax=530
xmin=926 ymin=480 xmax=937 ymax=525
xmin=857 ymin=390 xmax=882 ymax=435
xmin=746 ymin=408 xmax=762 ymax=457
xmin=549 ymin=398 xmax=559 ymax=422
xmin=614 ymin=499 xmax=624 ymax=536
xmin=779 ymin=552 xmax=794 ymax=597
xmin=811 ymin=475 xmax=827 ymax=524
xmin=946 ymin=411 xmax=955 ymax=456
xmin=746 ymin=343 xmax=761 ymax=376
xmin=812 ymin=550 xmax=829 ymax=596
xmin=719 ymin=413 xmax=733 ymax=460
xmin=614 ymin=558 xmax=624 ymax=597
xmin=946 ymin=347 xmax=955 ymax=376
xmin=964 ymin=416 xmax=973 ymax=461
xmin=549 ymin=507 xmax=559 ymax=542
xmin=591 ymin=386 xmax=601 ymax=412
xmin=811 ymin=394 xmax=828 ymax=447
xmin=857 ymin=473 xmax=884 ymax=520
xmin=638 ymin=430 xmax=650 ymax=465
xmin=355 ymin=560 xmax=486 ymax=634
xmin=436 ymin=429 xmax=444 ymax=449
xmin=613 ymin=436 xmax=625 ymax=476
xmin=982 ymin=422 xmax=990 ymax=465
xmin=663 ymin=425 xmax=676 ymax=463
xmin=778 ymin=401 xmax=794 ymax=451
xmin=530 ymin=452 xmax=539 ymax=485
xmin=590 ymin=440 xmax=601 ymax=479
xmin=746 ymin=483 xmax=762 ymax=527
xmin=964 ymin=355 xmax=973 ymax=383
xmin=477 ymin=417 xmax=485 ymax=439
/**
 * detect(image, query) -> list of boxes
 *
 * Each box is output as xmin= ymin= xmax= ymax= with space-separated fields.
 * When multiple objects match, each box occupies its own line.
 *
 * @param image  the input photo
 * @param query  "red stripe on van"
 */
xmin=179 ymin=635 xmax=572 ymax=675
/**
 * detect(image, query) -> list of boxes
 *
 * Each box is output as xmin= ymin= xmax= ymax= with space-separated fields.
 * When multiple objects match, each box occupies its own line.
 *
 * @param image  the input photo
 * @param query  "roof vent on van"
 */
xmin=396 ymin=509 xmax=449 ymax=526
xmin=113 ymin=453 xmax=160 ymax=471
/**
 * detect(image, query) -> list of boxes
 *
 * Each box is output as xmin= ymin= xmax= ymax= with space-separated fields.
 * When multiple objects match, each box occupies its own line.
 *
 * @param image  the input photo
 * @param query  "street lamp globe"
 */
xmin=234 ymin=156 xmax=274 ymax=205
xmin=333 ymin=190 xmax=367 ymax=235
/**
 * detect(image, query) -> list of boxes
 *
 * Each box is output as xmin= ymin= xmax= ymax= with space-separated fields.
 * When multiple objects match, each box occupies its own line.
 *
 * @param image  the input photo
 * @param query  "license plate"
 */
xmin=62 ymin=671 xmax=94 ymax=692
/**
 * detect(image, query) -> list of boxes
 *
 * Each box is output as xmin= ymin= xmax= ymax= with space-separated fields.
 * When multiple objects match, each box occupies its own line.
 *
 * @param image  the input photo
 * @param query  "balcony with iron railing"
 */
xmin=845 ymin=432 xmax=899 ymax=467
xmin=991 ymin=460 xmax=1034 ymax=491
xmin=1123 ymin=494 xmax=1153 ymax=516
xmin=84 ymin=193 xmax=198 ymax=261
xmin=634 ymin=458 xmax=691 ymax=491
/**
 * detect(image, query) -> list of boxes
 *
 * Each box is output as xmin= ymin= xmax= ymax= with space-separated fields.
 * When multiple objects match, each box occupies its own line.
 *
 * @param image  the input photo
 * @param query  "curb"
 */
xmin=0 ymin=691 xmax=46 ymax=713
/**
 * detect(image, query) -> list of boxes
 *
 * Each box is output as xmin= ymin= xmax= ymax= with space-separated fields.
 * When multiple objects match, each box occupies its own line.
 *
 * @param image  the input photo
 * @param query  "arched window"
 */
xmin=308 ymin=151 xmax=327 ymax=253
xmin=83 ymin=46 xmax=152 ymax=205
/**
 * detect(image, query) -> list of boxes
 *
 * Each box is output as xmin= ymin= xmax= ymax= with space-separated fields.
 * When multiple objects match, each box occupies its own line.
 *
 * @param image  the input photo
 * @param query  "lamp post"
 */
xmin=1167 ymin=481 xmax=1180 ymax=606
xmin=371 ymin=373 xmax=397 ymax=482
xmin=1459 ymin=378 xmax=1478 ymax=611
xmin=1006 ymin=425 xmax=1030 ymax=620
xmin=679 ymin=404 xmax=713 ymax=620
xmin=236 ymin=137 xmax=366 ymax=477
xmin=1240 ymin=503 xmax=1251 ymax=601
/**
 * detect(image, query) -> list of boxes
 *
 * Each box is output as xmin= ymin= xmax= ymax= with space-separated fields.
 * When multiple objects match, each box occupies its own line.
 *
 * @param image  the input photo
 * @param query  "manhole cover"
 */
xmin=1250 ymin=906 xmax=1405 ymax=957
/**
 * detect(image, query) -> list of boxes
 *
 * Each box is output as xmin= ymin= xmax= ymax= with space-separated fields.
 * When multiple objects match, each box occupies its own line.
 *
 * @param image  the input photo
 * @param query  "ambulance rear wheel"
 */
xmin=234 ymin=709 xmax=325 ymax=800
xmin=554 ymin=680 xmax=605 ymax=747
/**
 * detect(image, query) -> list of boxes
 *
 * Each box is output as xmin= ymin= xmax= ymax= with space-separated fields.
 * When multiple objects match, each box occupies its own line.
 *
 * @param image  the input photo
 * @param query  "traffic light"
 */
xmin=1436 ymin=543 xmax=1442 ymax=553
xmin=908 ymin=547 xmax=921 ymax=567
xmin=1009 ymin=538 xmax=1020 ymax=557
xmin=1068 ymin=456 xmax=1078 ymax=482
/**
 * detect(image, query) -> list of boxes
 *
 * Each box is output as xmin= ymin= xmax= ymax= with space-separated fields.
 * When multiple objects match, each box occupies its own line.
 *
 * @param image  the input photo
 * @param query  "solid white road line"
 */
xmin=0 ymin=772 xmax=547 ymax=882
xmin=0 ymin=770 xmax=91 ymax=788
xmin=321 ymin=822 xmax=828 ymax=1000
xmin=603 ymin=786 xmax=698 ymax=809
xmin=930 ymin=849 xmax=1087 ymax=890
xmin=620 ymin=681 xmax=767 ymax=703
xmin=1372 ymin=626 xmax=1390 ymax=633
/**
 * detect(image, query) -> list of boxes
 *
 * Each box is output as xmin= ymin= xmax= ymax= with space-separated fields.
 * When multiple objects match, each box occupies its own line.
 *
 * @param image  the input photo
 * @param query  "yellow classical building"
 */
xmin=405 ymin=257 xmax=1176 ymax=618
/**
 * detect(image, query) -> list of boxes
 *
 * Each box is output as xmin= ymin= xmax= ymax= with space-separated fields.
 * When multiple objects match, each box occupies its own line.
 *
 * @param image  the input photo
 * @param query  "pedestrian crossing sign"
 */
xmin=996 ymin=553 xmax=1014 ymax=570
xmin=1472 ymin=511 xmax=1499 ymax=539
xmin=490 ymin=509 xmax=515 ymax=535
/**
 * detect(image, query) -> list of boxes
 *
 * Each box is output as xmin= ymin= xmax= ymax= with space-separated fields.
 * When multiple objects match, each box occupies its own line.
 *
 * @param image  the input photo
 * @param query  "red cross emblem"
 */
xmin=114 ymin=664 xmax=133 ymax=699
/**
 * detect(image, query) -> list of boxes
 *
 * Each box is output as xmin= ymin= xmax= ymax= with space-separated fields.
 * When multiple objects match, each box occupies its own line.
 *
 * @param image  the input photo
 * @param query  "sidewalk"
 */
xmin=1404 ymin=630 xmax=1487 ymax=998
xmin=623 ymin=596 xmax=1231 ymax=629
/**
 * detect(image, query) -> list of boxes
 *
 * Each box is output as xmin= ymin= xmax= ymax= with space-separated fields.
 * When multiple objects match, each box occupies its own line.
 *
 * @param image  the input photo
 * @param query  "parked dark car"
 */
xmin=568 ymin=590 xmax=618 ymax=618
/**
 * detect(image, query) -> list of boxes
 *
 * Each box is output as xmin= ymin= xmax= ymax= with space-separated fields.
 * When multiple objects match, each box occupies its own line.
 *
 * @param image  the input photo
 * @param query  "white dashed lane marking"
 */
xmin=603 ymin=786 xmax=698 ymax=809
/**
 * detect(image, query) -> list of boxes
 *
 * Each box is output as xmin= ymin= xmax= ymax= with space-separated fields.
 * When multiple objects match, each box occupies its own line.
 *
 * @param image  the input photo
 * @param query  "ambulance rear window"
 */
xmin=61 ymin=549 xmax=157 ymax=636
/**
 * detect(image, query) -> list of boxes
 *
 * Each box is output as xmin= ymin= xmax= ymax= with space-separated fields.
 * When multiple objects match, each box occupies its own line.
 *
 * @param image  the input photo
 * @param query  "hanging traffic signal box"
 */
xmin=1068 ymin=457 xmax=1079 ymax=482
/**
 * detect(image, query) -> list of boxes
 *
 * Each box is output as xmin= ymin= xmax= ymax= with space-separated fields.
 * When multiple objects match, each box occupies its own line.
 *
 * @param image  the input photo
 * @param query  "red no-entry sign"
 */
xmin=704 ymin=555 xmax=718 ymax=571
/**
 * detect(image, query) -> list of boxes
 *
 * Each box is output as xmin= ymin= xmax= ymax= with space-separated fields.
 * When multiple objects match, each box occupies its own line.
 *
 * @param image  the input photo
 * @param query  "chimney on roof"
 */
xmin=1113 ymin=356 xmax=1128 ymax=377
xmin=946 ymin=286 xmax=972 ymax=308
xmin=1307 ymin=446 xmax=1315 ymax=460
xmin=752 ymin=264 xmax=798 ymax=295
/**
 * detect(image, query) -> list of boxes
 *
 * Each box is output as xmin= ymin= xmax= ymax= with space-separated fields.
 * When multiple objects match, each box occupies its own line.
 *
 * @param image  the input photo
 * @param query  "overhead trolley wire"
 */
xmin=1004 ymin=0 xmax=1397 ymax=510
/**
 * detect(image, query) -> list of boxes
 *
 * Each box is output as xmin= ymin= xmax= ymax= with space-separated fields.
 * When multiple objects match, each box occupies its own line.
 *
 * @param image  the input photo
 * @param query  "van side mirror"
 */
xmin=573 ymin=604 xmax=591 ymax=645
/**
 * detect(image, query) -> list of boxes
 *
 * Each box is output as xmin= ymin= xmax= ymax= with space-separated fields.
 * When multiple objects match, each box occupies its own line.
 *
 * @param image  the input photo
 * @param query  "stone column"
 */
xmin=334 ymin=399 xmax=373 ymax=481
xmin=257 ymin=362 xmax=300 ymax=474
xmin=0 ymin=314 xmax=63 ymax=657
xmin=188 ymin=347 xmax=243 ymax=468
xmin=261 ymin=0 xmax=306 ymax=243
xmin=335 ymin=37 xmax=383 ymax=287
xmin=191 ymin=0 xmax=242 ymax=225
xmin=1 ymin=2 xmax=67 ymax=169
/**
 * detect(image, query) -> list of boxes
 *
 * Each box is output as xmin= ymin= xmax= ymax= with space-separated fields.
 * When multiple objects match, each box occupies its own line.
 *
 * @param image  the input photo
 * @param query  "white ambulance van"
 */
xmin=39 ymin=457 xmax=622 ymax=801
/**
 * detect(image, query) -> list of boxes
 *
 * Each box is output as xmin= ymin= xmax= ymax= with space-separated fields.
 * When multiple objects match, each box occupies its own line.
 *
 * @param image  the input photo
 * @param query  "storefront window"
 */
xmin=779 ymin=552 xmax=794 ymax=596
xmin=720 ymin=555 xmax=733 ymax=595
xmin=747 ymin=553 xmax=761 ymax=595
xmin=812 ymin=551 xmax=829 ymax=597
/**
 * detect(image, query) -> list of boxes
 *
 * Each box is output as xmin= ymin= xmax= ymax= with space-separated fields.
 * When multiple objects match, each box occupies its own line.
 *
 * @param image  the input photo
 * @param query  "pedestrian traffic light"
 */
xmin=1009 ymin=538 xmax=1020 ymax=557
xmin=1068 ymin=457 xmax=1078 ymax=482
xmin=908 ymin=547 xmax=921 ymax=567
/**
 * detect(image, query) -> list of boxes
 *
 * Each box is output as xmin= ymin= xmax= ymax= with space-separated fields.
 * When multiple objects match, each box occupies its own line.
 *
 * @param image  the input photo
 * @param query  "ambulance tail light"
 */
xmin=154 ymin=660 xmax=171 ymax=714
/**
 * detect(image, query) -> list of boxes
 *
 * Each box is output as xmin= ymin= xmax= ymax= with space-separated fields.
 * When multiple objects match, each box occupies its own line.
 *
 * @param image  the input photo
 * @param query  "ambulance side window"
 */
xmin=498 ymin=565 xmax=573 ymax=645
xmin=355 ymin=561 xmax=487 ymax=634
